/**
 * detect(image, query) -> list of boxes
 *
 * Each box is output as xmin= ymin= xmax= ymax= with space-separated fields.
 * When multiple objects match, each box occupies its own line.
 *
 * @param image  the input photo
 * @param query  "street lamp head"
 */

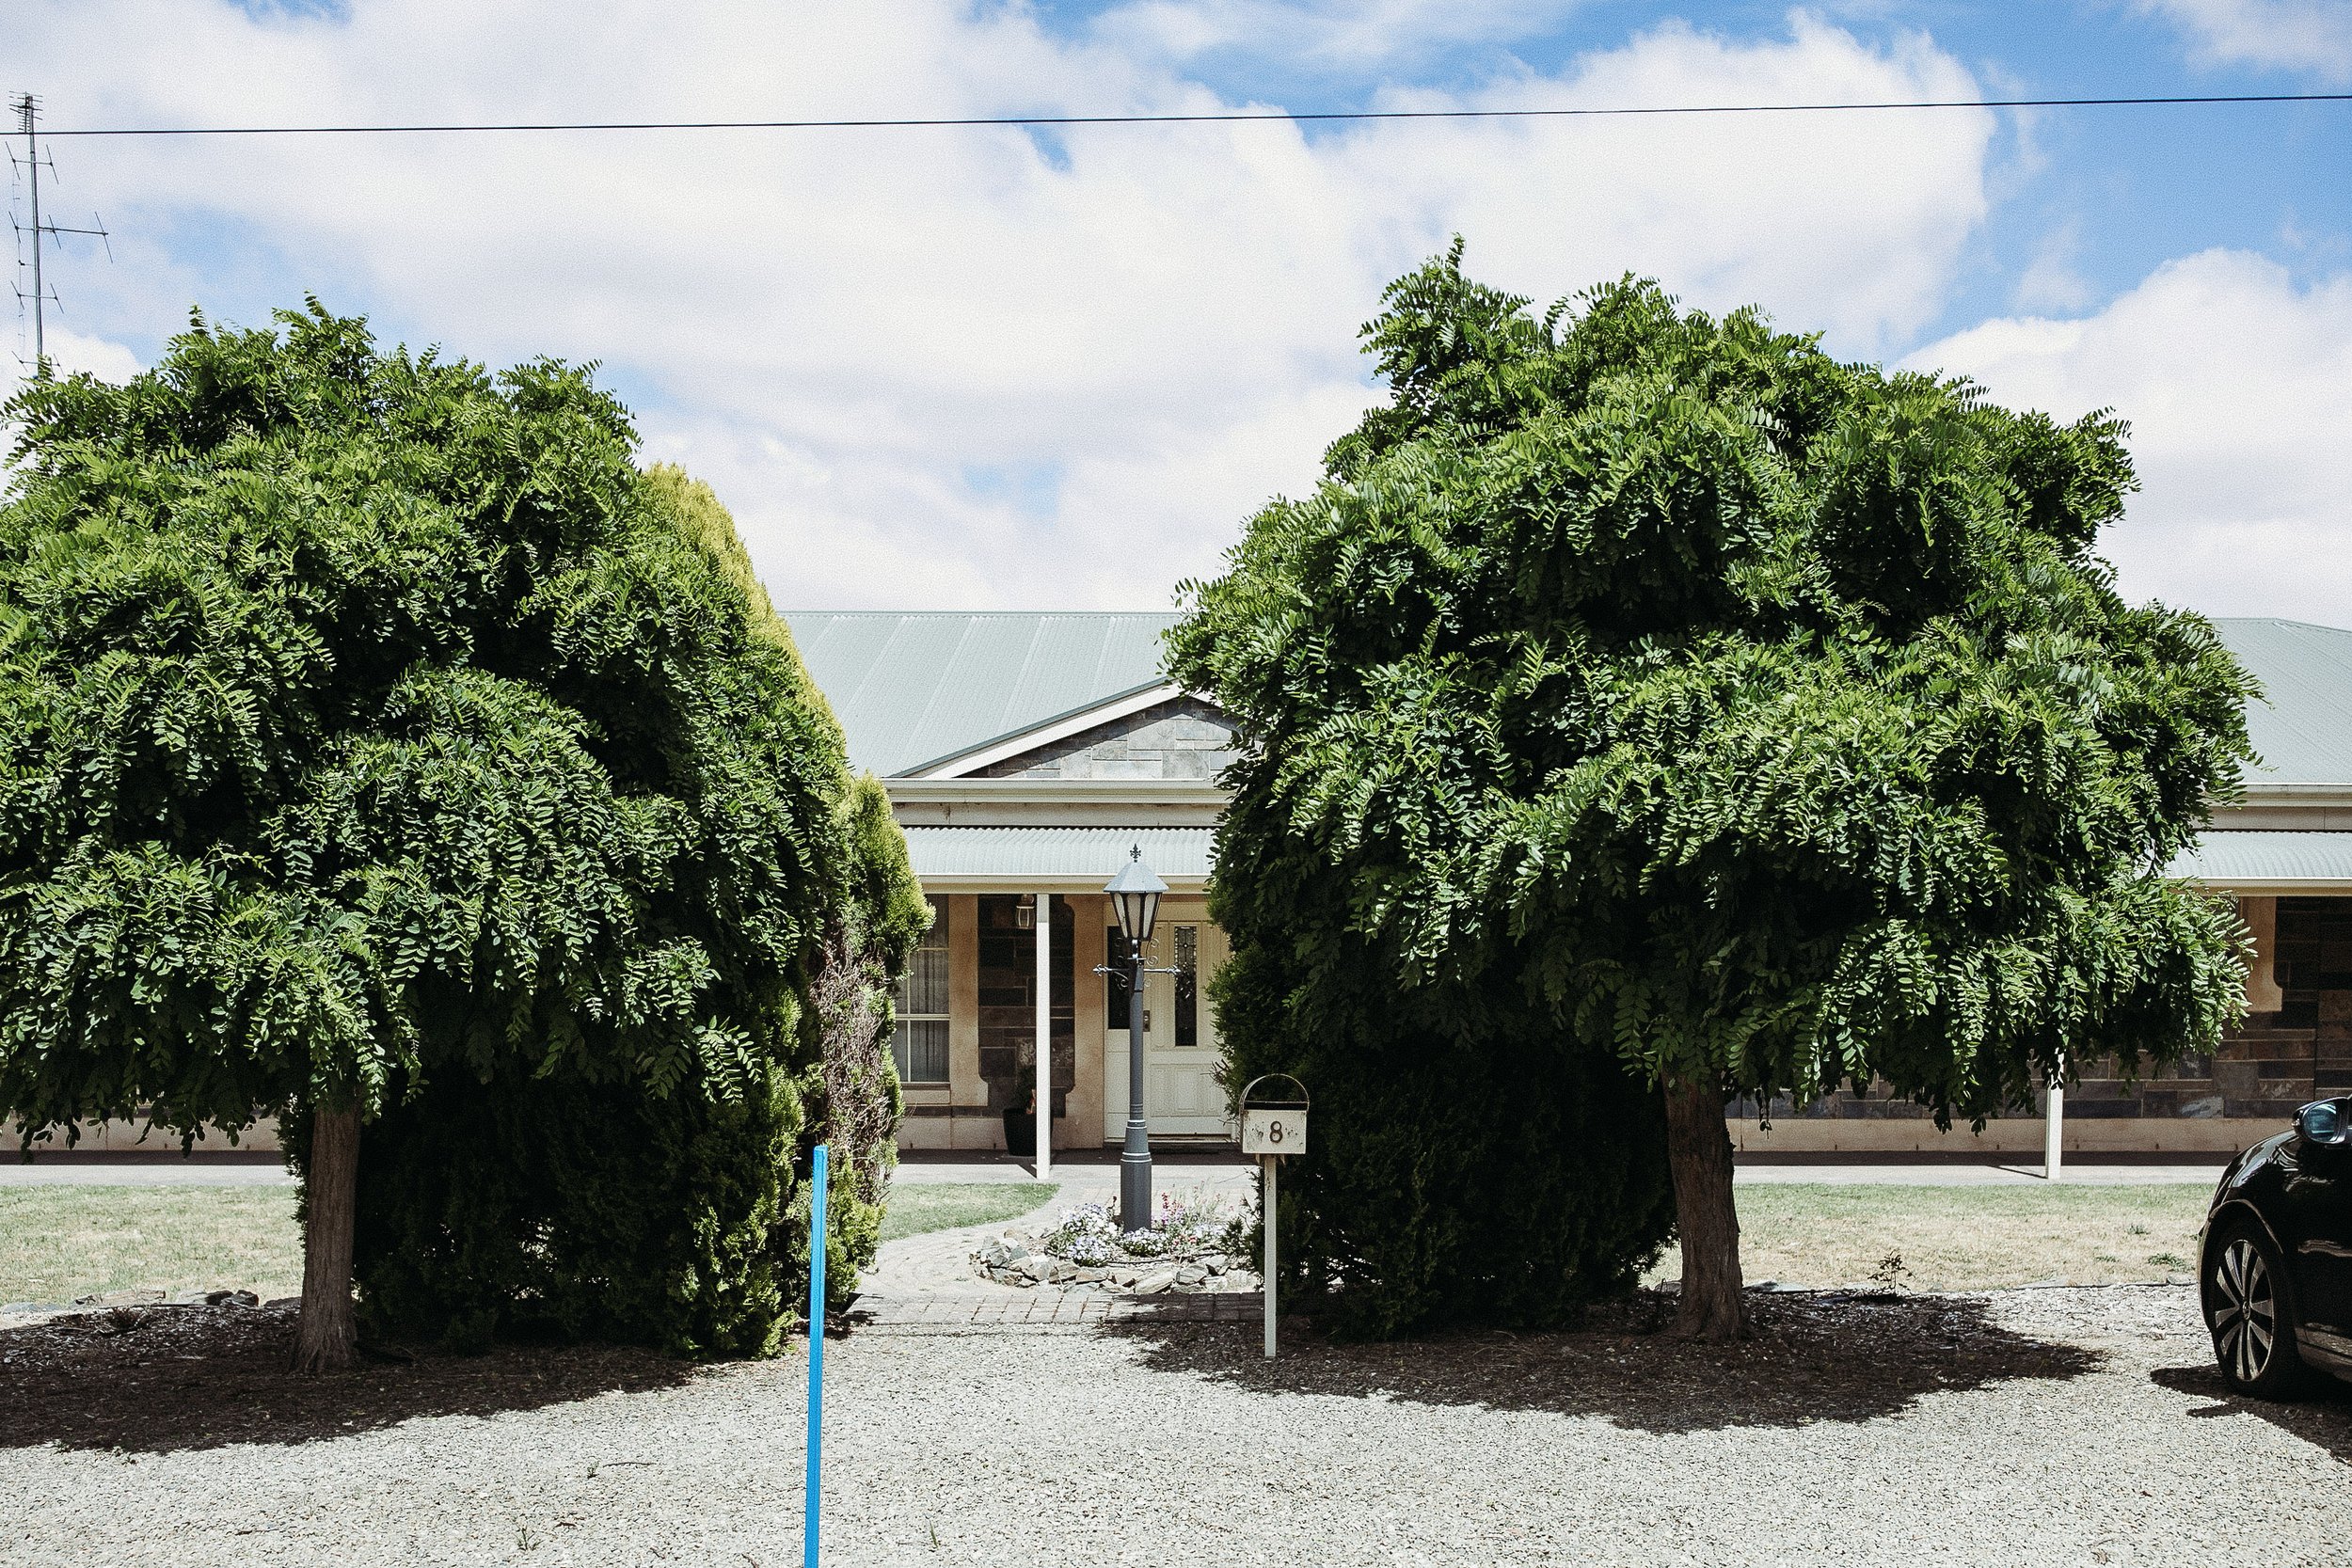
xmin=1104 ymin=846 xmax=1167 ymax=946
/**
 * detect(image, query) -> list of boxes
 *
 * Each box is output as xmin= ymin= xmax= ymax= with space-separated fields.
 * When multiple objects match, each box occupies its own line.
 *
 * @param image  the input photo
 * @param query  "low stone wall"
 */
xmin=1729 ymin=1116 xmax=2270 ymax=1156
xmin=1 ymin=1117 xmax=280 ymax=1155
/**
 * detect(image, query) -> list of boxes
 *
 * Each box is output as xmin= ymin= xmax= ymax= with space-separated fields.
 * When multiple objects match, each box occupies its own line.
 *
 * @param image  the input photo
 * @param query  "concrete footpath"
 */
xmin=897 ymin=1155 xmax=2227 ymax=1189
xmin=0 ymin=1151 xmax=2230 ymax=1187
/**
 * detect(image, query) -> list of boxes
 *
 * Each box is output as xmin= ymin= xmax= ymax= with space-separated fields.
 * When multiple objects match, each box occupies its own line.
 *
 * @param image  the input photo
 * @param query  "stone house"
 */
xmin=787 ymin=612 xmax=1232 ymax=1155
xmin=788 ymin=610 xmax=2352 ymax=1158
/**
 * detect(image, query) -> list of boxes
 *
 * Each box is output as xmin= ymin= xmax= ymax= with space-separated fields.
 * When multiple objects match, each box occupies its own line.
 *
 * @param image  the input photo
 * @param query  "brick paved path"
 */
xmin=854 ymin=1172 xmax=1266 ymax=1333
xmin=850 ymin=1286 xmax=1264 ymax=1331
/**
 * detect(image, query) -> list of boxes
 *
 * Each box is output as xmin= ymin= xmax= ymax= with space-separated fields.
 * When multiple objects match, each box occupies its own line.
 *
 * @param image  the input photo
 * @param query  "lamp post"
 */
xmin=1104 ymin=847 xmax=1167 ymax=1233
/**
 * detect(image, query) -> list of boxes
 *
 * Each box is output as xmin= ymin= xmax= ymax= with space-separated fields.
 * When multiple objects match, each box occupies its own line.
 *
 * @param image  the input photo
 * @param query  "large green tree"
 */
xmin=0 ymin=306 xmax=918 ymax=1369
xmin=1170 ymin=247 xmax=2254 ymax=1338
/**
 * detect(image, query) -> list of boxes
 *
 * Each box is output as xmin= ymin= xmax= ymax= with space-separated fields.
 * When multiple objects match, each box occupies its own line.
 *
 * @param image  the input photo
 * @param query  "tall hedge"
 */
xmin=1171 ymin=246 xmax=2250 ymax=1339
xmin=308 ymin=467 xmax=927 ymax=1359
xmin=0 ymin=305 xmax=921 ymax=1359
xmin=1211 ymin=890 xmax=1676 ymax=1338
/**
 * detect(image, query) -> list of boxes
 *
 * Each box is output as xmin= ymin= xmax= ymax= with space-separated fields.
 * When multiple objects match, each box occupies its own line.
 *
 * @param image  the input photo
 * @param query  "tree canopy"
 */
xmin=1169 ymin=245 xmax=2255 ymax=1336
xmin=0 ymin=304 xmax=921 ymax=1362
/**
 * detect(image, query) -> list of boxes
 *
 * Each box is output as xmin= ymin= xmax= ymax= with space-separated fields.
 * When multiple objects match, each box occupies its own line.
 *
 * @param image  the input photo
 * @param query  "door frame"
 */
xmin=1100 ymin=898 xmax=1232 ymax=1141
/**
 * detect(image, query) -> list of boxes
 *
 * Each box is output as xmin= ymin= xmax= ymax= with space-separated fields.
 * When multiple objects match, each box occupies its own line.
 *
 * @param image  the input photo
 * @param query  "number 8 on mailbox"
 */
xmin=1241 ymin=1107 xmax=1305 ymax=1154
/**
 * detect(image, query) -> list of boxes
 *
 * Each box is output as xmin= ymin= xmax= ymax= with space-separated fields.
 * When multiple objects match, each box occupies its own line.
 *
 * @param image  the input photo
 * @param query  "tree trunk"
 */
xmin=1664 ymin=1074 xmax=1749 ymax=1340
xmin=290 ymin=1104 xmax=360 ymax=1373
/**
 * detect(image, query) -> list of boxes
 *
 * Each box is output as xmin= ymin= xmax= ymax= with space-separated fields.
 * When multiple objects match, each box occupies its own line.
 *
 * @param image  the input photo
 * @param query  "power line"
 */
xmin=32 ymin=90 xmax=2352 ymax=138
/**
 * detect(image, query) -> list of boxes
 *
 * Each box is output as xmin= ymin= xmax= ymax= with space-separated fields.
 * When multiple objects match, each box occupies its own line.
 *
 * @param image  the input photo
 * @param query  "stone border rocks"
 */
xmin=971 ymin=1232 xmax=1259 ymax=1295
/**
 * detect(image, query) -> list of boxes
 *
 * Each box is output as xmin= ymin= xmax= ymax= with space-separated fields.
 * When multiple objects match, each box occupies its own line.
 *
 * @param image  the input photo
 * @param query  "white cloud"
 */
xmin=1913 ymin=250 xmax=2352 ymax=622
xmin=2013 ymin=222 xmax=2095 ymax=312
xmin=1 ymin=325 xmax=146 ymax=427
xmin=8 ymin=2 xmax=1997 ymax=610
xmin=1092 ymin=0 xmax=1587 ymax=70
xmin=2138 ymin=0 xmax=2352 ymax=84
xmin=1325 ymin=17 xmax=1993 ymax=350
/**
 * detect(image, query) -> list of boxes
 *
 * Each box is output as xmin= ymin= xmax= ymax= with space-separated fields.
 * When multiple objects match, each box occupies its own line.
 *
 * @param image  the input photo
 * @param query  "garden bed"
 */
xmin=971 ymin=1196 xmax=1261 ymax=1293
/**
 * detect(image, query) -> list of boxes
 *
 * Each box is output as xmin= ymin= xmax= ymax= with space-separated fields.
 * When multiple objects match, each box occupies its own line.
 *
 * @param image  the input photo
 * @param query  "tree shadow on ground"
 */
xmin=2149 ymin=1363 xmax=2352 ymax=1464
xmin=0 ymin=1304 xmax=701 ymax=1453
xmin=1107 ymin=1288 xmax=2101 ymax=1435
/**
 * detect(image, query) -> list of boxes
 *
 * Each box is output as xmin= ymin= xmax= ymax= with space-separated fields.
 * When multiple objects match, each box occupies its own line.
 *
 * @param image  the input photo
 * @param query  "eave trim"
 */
xmin=904 ymin=681 xmax=1189 ymax=779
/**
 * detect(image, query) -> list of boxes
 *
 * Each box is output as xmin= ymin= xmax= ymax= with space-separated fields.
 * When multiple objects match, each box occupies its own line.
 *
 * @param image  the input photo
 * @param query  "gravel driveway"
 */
xmin=1 ymin=1273 xmax=2344 ymax=1567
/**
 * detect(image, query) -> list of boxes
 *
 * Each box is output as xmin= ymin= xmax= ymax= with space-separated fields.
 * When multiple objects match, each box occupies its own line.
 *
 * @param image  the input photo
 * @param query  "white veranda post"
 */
xmin=1035 ymin=892 xmax=1052 ymax=1179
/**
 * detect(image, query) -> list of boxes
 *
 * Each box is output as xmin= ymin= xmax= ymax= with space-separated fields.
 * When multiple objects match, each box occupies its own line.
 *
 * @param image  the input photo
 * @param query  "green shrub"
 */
xmin=284 ymin=466 xmax=925 ymax=1358
xmin=300 ymin=1065 xmax=796 ymax=1356
xmin=0 ymin=302 xmax=922 ymax=1358
xmin=1213 ymin=870 xmax=1676 ymax=1339
xmin=1173 ymin=245 xmax=2250 ymax=1339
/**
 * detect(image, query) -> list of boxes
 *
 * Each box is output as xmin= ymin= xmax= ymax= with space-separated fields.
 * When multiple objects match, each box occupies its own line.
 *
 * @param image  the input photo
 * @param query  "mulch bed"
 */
xmin=0 ymin=1304 xmax=698 ymax=1452
xmin=1115 ymin=1286 xmax=2109 ymax=1433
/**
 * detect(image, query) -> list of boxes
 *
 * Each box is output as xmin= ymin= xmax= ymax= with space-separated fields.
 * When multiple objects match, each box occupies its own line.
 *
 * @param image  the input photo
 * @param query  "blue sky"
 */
xmin=8 ymin=1 xmax=2351 ymax=616
xmin=1032 ymin=0 xmax=2352 ymax=336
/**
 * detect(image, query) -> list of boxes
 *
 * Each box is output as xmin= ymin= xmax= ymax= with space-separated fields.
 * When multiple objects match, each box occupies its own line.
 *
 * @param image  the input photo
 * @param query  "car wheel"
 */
xmin=2204 ymin=1220 xmax=2307 ymax=1399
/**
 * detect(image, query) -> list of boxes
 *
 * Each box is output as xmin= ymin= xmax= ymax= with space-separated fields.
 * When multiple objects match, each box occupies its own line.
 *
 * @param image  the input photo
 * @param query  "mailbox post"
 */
xmin=1239 ymin=1075 xmax=1308 ymax=1360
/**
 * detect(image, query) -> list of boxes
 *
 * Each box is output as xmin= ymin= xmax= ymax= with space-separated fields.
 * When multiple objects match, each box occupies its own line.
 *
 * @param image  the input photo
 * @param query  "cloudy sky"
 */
xmin=7 ymin=1 xmax=2349 ymax=619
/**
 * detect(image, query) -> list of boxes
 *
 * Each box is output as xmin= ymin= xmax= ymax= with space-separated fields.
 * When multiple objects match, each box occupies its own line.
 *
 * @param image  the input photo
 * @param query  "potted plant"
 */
xmin=1004 ymin=1064 xmax=1038 ymax=1155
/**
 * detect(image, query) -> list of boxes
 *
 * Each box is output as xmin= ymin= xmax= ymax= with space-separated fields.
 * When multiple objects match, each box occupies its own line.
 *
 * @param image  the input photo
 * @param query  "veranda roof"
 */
xmin=899 ymin=825 xmax=2352 ymax=895
xmin=900 ymin=825 xmax=1216 ymax=888
xmin=2169 ymin=830 xmax=2352 ymax=892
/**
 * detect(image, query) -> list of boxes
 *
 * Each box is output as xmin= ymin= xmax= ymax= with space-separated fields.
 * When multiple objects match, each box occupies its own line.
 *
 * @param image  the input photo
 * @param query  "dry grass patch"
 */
xmin=2 ymin=1179 xmax=1057 ymax=1307
xmin=0 ymin=1186 xmax=301 ymax=1306
xmin=1646 ymin=1182 xmax=2214 ymax=1291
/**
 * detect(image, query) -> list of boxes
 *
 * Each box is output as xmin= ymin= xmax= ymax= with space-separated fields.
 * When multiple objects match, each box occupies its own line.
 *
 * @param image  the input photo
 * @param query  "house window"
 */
xmin=1173 ymin=925 xmax=1199 ymax=1047
xmin=893 ymin=896 xmax=949 ymax=1085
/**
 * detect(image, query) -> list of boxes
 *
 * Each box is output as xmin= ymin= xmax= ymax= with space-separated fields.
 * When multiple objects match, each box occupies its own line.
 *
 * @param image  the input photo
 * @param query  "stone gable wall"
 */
xmin=976 ymin=696 xmax=1238 ymax=781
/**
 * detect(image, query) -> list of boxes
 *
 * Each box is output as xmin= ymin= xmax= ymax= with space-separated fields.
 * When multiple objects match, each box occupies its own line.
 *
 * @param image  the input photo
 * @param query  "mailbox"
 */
xmin=1238 ymin=1073 xmax=1309 ymax=1158
xmin=1241 ymin=1107 xmax=1305 ymax=1155
xmin=1238 ymin=1073 xmax=1308 ymax=1362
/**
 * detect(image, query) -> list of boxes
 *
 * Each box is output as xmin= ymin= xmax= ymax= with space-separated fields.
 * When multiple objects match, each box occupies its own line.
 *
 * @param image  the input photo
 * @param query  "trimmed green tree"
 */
xmin=320 ymin=471 xmax=927 ymax=1357
xmin=0 ymin=306 xmax=920 ymax=1368
xmin=1169 ymin=246 xmax=2254 ymax=1339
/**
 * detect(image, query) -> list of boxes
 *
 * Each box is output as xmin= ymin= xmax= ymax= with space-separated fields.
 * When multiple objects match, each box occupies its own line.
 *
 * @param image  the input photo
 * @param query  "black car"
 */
xmin=2201 ymin=1096 xmax=2352 ymax=1397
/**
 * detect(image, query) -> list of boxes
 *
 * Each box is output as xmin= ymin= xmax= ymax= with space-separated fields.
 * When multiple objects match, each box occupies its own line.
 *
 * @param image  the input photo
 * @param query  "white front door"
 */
xmin=1102 ymin=907 xmax=1233 ymax=1140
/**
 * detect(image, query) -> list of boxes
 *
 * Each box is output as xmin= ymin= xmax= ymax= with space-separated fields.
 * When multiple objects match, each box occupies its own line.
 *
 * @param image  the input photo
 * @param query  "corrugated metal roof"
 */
xmin=782 ymin=612 xmax=2352 ymax=788
xmin=2216 ymin=619 xmax=2352 ymax=787
xmin=785 ymin=612 xmax=1179 ymax=776
xmin=901 ymin=826 xmax=1216 ymax=882
xmin=2169 ymin=830 xmax=2352 ymax=885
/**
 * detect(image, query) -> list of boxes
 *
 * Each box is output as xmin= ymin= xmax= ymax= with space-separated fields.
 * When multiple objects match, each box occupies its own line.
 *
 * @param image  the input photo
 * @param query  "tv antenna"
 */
xmin=11 ymin=93 xmax=112 ymax=369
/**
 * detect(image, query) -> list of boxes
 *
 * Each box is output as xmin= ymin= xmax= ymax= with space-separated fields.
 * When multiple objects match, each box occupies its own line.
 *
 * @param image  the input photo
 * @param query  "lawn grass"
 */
xmin=1645 ymin=1181 xmax=2215 ymax=1291
xmin=0 ymin=1185 xmax=303 ymax=1306
xmin=880 ymin=1181 xmax=1058 ymax=1243
xmin=2 ymin=1178 xmax=2206 ymax=1307
xmin=0 ymin=1180 xmax=1062 ymax=1305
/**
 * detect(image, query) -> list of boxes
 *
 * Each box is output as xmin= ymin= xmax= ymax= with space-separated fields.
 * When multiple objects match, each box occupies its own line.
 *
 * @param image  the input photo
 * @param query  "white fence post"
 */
xmin=2044 ymin=1064 xmax=2064 ymax=1182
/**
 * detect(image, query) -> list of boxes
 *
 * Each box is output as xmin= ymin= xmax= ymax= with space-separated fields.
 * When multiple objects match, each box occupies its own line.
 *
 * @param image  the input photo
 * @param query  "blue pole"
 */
xmin=804 ymin=1144 xmax=828 ymax=1568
